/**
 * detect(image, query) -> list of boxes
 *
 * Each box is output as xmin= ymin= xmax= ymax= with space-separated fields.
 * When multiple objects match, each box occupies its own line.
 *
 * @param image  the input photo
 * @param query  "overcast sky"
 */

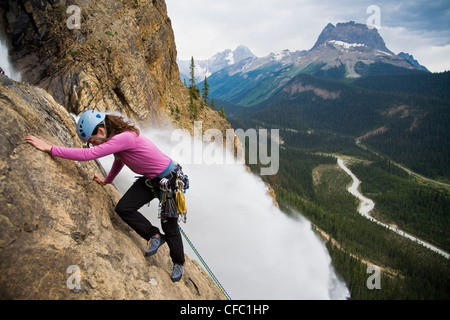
xmin=165 ymin=0 xmax=450 ymax=72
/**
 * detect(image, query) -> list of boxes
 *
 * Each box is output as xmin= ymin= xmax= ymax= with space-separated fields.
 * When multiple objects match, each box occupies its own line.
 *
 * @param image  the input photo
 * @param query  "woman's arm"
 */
xmin=25 ymin=134 xmax=128 ymax=185
xmin=104 ymin=157 xmax=125 ymax=184
xmin=48 ymin=132 xmax=133 ymax=161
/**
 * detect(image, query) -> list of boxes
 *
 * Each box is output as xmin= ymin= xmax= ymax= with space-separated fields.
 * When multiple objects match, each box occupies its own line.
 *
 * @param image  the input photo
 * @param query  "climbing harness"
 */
xmin=144 ymin=161 xmax=189 ymax=223
xmin=158 ymin=164 xmax=189 ymax=223
xmin=178 ymin=226 xmax=232 ymax=300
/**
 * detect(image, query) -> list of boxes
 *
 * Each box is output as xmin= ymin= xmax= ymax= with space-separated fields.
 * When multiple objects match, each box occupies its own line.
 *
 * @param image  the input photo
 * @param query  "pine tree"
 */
xmin=201 ymin=76 xmax=209 ymax=107
xmin=189 ymin=56 xmax=196 ymax=89
xmin=189 ymin=94 xmax=198 ymax=119
xmin=219 ymin=106 xmax=226 ymax=118
xmin=211 ymin=98 xmax=216 ymax=110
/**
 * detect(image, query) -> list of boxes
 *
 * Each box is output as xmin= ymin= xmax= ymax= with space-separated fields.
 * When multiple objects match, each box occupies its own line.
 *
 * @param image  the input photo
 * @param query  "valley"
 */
xmin=266 ymin=143 xmax=450 ymax=299
xmin=337 ymin=156 xmax=449 ymax=259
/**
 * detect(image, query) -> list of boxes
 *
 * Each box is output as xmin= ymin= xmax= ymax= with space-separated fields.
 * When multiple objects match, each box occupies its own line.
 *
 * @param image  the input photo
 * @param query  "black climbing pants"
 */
xmin=115 ymin=176 xmax=185 ymax=265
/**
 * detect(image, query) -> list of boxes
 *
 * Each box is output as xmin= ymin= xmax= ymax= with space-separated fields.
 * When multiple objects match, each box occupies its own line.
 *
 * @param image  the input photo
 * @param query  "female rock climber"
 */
xmin=25 ymin=110 xmax=185 ymax=282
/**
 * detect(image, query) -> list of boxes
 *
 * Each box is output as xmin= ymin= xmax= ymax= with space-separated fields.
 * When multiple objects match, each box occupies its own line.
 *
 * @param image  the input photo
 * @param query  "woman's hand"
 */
xmin=93 ymin=174 xmax=107 ymax=186
xmin=25 ymin=135 xmax=52 ymax=153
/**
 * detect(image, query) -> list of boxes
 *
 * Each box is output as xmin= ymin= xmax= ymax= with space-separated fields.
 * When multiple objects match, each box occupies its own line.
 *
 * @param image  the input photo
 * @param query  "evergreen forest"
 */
xmin=226 ymin=71 xmax=450 ymax=299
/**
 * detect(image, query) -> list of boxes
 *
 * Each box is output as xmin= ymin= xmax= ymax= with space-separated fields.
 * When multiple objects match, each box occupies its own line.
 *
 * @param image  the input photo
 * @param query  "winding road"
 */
xmin=337 ymin=157 xmax=449 ymax=259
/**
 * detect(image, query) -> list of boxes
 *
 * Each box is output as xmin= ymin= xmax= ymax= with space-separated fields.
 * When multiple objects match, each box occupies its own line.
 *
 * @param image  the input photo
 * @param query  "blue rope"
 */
xmin=178 ymin=226 xmax=232 ymax=300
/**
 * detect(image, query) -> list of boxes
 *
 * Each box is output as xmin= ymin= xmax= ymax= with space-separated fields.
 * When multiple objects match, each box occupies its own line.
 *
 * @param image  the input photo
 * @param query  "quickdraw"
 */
xmin=158 ymin=165 xmax=189 ymax=223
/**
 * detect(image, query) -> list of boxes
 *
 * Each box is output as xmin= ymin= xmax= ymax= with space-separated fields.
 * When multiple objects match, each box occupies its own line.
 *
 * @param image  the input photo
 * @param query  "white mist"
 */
xmin=0 ymin=32 xmax=21 ymax=81
xmin=99 ymin=127 xmax=350 ymax=300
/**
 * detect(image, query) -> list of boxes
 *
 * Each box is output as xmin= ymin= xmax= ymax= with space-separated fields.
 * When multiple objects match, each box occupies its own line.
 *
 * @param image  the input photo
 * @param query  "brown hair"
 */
xmin=93 ymin=114 xmax=140 ymax=139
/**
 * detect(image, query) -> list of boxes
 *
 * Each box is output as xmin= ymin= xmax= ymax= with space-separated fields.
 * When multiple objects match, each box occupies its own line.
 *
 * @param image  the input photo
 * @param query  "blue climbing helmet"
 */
xmin=76 ymin=110 xmax=106 ymax=143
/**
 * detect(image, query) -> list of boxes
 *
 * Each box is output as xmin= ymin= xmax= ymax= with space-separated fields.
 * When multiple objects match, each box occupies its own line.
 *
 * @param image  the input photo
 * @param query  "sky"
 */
xmin=165 ymin=0 xmax=450 ymax=72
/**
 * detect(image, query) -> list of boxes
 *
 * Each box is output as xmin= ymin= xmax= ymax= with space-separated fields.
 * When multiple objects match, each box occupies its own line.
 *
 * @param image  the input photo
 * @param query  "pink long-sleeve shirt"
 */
xmin=50 ymin=131 xmax=171 ymax=183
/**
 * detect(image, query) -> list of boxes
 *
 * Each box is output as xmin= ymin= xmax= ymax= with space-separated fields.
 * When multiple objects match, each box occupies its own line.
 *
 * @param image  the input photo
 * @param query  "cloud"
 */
xmin=381 ymin=1 xmax=450 ymax=34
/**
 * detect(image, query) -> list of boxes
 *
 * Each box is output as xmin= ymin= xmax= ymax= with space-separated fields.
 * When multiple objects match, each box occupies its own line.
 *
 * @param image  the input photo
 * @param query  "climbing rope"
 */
xmin=178 ymin=226 xmax=232 ymax=300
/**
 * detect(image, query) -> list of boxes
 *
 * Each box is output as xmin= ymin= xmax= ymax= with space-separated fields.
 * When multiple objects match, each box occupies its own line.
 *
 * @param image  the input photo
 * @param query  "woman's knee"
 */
xmin=115 ymin=199 xmax=129 ymax=216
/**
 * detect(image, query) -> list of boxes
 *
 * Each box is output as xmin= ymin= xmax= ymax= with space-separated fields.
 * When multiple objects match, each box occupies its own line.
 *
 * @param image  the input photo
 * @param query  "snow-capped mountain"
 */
xmin=298 ymin=21 xmax=418 ymax=78
xmin=202 ymin=22 xmax=429 ymax=106
xmin=311 ymin=22 xmax=392 ymax=53
xmin=177 ymin=45 xmax=256 ymax=83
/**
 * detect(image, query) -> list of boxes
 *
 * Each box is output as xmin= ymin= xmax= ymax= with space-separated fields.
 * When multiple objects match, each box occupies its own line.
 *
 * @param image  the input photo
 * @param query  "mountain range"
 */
xmin=181 ymin=22 xmax=429 ymax=107
xmin=177 ymin=45 xmax=256 ymax=84
xmin=178 ymin=21 xmax=449 ymax=181
xmin=214 ymin=22 xmax=448 ymax=182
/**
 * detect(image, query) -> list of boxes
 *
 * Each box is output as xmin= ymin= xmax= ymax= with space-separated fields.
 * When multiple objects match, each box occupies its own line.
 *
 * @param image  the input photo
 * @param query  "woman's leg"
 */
xmin=161 ymin=217 xmax=185 ymax=265
xmin=115 ymin=177 xmax=160 ymax=241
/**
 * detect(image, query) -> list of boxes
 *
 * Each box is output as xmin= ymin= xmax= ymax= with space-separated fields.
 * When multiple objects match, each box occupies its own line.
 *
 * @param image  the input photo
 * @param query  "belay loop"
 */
xmin=158 ymin=165 xmax=189 ymax=223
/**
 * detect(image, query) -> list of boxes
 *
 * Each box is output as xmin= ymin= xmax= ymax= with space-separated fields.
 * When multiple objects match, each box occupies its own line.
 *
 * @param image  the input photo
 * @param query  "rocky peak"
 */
xmin=231 ymin=45 xmax=257 ymax=63
xmin=208 ymin=45 xmax=256 ymax=71
xmin=312 ymin=21 xmax=392 ymax=53
xmin=398 ymin=52 xmax=429 ymax=72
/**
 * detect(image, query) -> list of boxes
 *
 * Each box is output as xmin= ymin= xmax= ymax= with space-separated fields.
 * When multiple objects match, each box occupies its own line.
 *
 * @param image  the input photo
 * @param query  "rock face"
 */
xmin=0 ymin=0 xmax=232 ymax=300
xmin=311 ymin=22 xmax=392 ymax=53
xmin=2 ymin=0 xmax=178 ymax=124
xmin=1 ymin=0 xmax=231 ymax=133
xmin=0 ymin=74 xmax=224 ymax=299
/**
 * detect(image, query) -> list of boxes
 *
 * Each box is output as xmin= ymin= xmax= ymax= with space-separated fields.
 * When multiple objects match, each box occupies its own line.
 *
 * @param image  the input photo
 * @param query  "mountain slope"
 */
xmin=233 ymin=71 xmax=450 ymax=179
xmin=204 ymin=49 xmax=307 ymax=106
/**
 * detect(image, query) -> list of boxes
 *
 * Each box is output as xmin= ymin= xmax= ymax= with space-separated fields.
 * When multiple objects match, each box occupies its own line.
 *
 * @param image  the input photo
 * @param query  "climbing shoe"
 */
xmin=145 ymin=234 xmax=166 ymax=257
xmin=171 ymin=263 xmax=183 ymax=282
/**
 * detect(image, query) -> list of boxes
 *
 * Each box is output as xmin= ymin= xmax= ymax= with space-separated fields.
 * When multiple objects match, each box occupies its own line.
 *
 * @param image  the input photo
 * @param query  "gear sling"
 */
xmin=145 ymin=159 xmax=189 ymax=223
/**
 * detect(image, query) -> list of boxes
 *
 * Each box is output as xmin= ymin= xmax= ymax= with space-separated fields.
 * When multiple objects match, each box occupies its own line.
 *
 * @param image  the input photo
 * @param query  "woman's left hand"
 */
xmin=25 ymin=135 xmax=52 ymax=153
xmin=93 ymin=174 xmax=107 ymax=186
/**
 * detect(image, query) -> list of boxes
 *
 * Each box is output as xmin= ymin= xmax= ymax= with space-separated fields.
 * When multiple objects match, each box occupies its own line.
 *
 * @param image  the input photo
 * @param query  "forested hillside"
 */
xmin=230 ymin=71 xmax=450 ymax=181
xmin=227 ymin=70 xmax=450 ymax=299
